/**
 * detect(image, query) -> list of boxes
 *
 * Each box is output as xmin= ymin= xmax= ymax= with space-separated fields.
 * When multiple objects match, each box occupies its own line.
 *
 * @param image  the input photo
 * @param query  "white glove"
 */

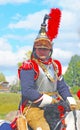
xmin=67 ymin=97 xmax=77 ymax=110
xmin=39 ymin=94 xmax=52 ymax=107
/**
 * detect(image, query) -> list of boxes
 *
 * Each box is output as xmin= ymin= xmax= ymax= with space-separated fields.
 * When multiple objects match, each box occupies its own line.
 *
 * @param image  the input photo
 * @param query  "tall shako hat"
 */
xmin=34 ymin=8 xmax=61 ymax=50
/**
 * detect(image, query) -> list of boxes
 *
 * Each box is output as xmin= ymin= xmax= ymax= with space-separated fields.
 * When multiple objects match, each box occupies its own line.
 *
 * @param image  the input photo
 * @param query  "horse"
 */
xmin=43 ymin=100 xmax=80 ymax=130
xmin=64 ymin=110 xmax=80 ymax=130
xmin=0 ymin=101 xmax=80 ymax=130
xmin=27 ymin=100 xmax=80 ymax=130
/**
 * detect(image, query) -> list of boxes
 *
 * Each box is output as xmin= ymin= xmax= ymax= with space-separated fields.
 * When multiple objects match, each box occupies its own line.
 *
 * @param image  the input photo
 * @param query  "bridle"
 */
xmin=54 ymin=110 xmax=78 ymax=130
xmin=54 ymin=112 xmax=68 ymax=130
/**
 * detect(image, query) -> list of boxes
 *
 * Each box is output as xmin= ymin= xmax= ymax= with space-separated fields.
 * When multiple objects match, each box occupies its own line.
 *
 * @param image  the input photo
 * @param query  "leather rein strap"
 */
xmin=73 ymin=110 xmax=77 ymax=130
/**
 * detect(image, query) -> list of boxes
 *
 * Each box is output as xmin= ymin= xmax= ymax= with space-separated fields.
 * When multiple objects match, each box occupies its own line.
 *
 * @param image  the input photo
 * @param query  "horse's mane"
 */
xmin=43 ymin=100 xmax=70 ymax=130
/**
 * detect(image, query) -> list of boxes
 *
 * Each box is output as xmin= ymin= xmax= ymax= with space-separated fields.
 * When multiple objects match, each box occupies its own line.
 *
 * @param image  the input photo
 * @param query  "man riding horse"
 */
xmin=14 ymin=8 xmax=77 ymax=130
xmin=0 ymin=8 xmax=78 ymax=130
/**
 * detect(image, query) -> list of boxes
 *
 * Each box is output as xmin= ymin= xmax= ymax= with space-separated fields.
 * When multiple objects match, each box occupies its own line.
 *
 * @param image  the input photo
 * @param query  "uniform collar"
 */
xmin=37 ymin=58 xmax=52 ymax=65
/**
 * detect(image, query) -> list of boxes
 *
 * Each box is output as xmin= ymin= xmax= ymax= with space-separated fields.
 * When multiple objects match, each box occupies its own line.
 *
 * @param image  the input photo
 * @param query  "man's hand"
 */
xmin=67 ymin=97 xmax=77 ymax=111
xmin=70 ymin=104 xmax=77 ymax=111
xmin=51 ymin=98 xmax=59 ymax=104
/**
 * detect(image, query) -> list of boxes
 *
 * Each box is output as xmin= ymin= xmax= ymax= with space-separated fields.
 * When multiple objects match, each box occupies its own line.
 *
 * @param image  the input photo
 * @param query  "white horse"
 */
xmin=64 ymin=110 xmax=80 ymax=130
xmin=53 ymin=110 xmax=80 ymax=130
xmin=43 ymin=100 xmax=80 ymax=130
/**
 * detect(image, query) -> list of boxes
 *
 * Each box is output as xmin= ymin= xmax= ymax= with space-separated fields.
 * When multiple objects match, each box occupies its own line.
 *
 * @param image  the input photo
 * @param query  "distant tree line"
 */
xmin=64 ymin=54 xmax=80 ymax=94
xmin=64 ymin=55 xmax=80 ymax=87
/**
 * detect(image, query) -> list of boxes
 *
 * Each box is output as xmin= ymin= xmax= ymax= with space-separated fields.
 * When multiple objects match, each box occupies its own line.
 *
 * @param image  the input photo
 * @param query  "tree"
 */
xmin=64 ymin=55 xmax=80 ymax=87
xmin=10 ymin=79 xmax=21 ymax=93
xmin=0 ymin=72 xmax=6 ymax=82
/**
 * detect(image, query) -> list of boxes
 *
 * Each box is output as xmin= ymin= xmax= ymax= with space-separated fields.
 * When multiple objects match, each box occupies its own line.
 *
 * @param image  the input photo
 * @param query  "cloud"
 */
xmin=52 ymin=47 xmax=73 ymax=74
xmin=3 ymin=34 xmax=36 ymax=42
xmin=8 ymin=10 xmax=48 ymax=30
xmin=0 ymin=51 xmax=17 ymax=66
xmin=60 ymin=10 xmax=77 ymax=31
xmin=0 ymin=0 xmax=30 ymax=5
xmin=53 ymin=48 xmax=73 ymax=59
xmin=0 ymin=37 xmax=17 ymax=66
xmin=53 ymin=48 xmax=73 ymax=66
xmin=12 ymin=13 xmax=23 ymax=21
xmin=0 ymin=37 xmax=32 ymax=67
xmin=42 ymin=0 xmax=59 ymax=6
xmin=43 ymin=0 xmax=80 ymax=11
xmin=59 ymin=0 xmax=80 ymax=11
xmin=0 ymin=38 xmax=12 ymax=51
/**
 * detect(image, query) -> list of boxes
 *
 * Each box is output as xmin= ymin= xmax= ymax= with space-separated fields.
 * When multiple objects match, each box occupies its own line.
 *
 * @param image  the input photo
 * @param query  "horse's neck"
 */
xmin=65 ymin=110 xmax=80 ymax=130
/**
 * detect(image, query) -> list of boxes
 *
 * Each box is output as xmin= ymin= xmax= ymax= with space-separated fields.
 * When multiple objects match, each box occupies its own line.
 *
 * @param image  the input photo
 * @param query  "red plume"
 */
xmin=77 ymin=90 xmax=80 ymax=100
xmin=47 ymin=8 xmax=61 ymax=41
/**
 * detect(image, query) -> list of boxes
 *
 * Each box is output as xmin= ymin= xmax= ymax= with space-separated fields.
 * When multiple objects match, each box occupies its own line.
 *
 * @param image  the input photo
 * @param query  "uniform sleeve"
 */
xmin=57 ymin=77 xmax=72 ymax=101
xmin=20 ymin=69 xmax=42 ymax=103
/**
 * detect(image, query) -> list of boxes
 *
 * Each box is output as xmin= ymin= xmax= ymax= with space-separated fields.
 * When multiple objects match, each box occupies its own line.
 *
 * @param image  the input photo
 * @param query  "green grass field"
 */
xmin=0 ymin=92 xmax=21 ymax=119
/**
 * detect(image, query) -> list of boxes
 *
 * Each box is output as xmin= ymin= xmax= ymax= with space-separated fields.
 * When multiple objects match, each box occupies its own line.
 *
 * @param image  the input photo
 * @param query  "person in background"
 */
xmin=17 ymin=8 xmax=77 ymax=130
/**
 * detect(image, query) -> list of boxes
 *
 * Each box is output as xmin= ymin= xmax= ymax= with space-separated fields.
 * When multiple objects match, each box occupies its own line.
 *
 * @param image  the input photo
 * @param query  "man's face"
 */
xmin=35 ymin=48 xmax=51 ymax=61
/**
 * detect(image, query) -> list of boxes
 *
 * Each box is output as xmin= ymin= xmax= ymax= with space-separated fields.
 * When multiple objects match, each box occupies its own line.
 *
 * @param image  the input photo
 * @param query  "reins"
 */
xmin=54 ymin=110 xmax=78 ymax=130
xmin=54 ymin=112 xmax=68 ymax=130
xmin=73 ymin=110 xmax=77 ymax=130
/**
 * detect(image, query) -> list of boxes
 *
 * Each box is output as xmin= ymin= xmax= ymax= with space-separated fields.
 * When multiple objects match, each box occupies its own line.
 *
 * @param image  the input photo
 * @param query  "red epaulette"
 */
xmin=53 ymin=59 xmax=62 ymax=77
xmin=18 ymin=59 xmax=39 ymax=80
xmin=77 ymin=90 xmax=80 ymax=99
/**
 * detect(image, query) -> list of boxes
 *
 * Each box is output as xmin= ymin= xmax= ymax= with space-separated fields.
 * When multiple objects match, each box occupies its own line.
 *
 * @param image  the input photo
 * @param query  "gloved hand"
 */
xmin=66 ymin=97 xmax=77 ymax=111
xmin=70 ymin=104 xmax=77 ymax=111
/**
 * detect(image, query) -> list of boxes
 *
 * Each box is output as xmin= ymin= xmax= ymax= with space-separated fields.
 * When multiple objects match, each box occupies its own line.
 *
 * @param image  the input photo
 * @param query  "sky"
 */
xmin=0 ymin=0 xmax=80 ymax=84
